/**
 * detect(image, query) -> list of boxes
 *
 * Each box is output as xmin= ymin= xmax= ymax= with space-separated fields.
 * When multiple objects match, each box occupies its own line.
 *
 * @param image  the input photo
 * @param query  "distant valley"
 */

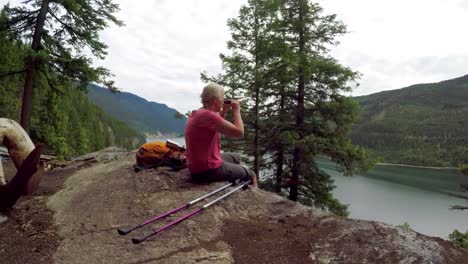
xmin=86 ymin=84 xmax=186 ymax=136
xmin=86 ymin=74 xmax=468 ymax=167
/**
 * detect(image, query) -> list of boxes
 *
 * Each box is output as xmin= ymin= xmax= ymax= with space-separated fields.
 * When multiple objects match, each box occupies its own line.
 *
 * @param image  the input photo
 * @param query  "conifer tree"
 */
xmin=278 ymin=0 xmax=371 ymax=215
xmin=205 ymin=0 xmax=372 ymax=216
xmin=202 ymin=0 xmax=281 ymax=179
xmin=1 ymin=0 xmax=123 ymax=133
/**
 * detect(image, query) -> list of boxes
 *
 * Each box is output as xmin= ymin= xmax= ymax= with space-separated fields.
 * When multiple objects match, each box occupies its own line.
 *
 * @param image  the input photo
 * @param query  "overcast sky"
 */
xmin=5 ymin=0 xmax=468 ymax=114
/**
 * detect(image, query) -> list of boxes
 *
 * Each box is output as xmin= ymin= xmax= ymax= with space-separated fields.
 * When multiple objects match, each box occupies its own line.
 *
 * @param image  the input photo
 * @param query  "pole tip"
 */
xmin=132 ymin=237 xmax=146 ymax=244
xmin=117 ymin=227 xmax=132 ymax=236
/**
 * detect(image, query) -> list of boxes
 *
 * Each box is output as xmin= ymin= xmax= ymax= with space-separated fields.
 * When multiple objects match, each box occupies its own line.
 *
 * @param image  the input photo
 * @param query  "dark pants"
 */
xmin=191 ymin=153 xmax=254 ymax=184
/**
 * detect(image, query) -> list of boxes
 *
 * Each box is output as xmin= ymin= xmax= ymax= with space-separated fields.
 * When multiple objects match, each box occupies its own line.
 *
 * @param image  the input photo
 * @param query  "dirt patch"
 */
xmin=221 ymin=215 xmax=468 ymax=264
xmin=222 ymin=215 xmax=317 ymax=264
xmin=0 ymin=161 xmax=76 ymax=264
xmin=0 ymin=197 xmax=59 ymax=264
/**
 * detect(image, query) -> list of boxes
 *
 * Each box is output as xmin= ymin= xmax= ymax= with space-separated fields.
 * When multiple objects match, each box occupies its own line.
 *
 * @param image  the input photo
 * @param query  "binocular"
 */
xmin=224 ymin=99 xmax=232 ymax=104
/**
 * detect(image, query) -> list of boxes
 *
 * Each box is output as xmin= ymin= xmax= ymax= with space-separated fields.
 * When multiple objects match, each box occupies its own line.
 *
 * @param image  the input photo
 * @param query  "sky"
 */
xmin=4 ymin=0 xmax=468 ymax=114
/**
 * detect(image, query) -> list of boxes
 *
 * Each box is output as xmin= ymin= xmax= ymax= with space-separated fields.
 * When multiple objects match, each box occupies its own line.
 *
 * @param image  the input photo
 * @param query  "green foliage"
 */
xmin=31 ymin=81 xmax=146 ymax=159
xmin=397 ymin=222 xmax=412 ymax=231
xmin=351 ymin=77 xmax=468 ymax=167
xmin=0 ymin=24 xmax=145 ymax=159
xmin=3 ymin=0 xmax=123 ymax=90
xmin=1 ymin=0 xmax=123 ymax=132
xmin=449 ymin=229 xmax=468 ymax=249
xmin=0 ymin=17 xmax=22 ymax=119
xmin=460 ymin=164 xmax=468 ymax=176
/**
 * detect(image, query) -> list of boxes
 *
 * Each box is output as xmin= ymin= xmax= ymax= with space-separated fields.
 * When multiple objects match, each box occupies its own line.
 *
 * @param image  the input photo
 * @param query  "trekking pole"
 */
xmin=131 ymin=180 xmax=251 ymax=244
xmin=117 ymin=182 xmax=234 ymax=235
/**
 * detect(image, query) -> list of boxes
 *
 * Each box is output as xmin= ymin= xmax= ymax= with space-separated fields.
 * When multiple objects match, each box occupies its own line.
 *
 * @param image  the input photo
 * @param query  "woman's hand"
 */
xmin=230 ymin=100 xmax=240 ymax=111
xmin=222 ymin=101 xmax=232 ymax=112
xmin=221 ymin=101 xmax=231 ymax=118
xmin=216 ymin=99 xmax=244 ymax=138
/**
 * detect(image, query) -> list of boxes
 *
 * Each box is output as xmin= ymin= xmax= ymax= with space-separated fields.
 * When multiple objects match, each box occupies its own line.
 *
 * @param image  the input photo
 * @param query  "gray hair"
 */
xmin=201 ymin=83 xmax=224 ymax=107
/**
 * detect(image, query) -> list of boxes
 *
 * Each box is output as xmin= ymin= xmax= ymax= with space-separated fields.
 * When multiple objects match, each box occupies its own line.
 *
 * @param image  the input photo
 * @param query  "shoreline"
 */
xmin=317 ymin=155 xmax=458 ymax=170
xmin=375 ymin=163 xmax=457 ymax=170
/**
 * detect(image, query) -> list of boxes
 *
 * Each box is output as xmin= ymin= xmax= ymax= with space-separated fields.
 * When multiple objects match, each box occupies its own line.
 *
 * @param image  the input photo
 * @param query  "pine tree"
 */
xmin=202 ymin=0 xmax=291 ymax=181
xmin=1 ymin=0 xmax=123 ymax=133
xmin=0 ymin=9 xmax=23 ymax=119
xmin=1 ymin=8 xmax=144 ymax=159
xmin=278 ymin=0 xmax=372 ymax=215
xmin=205 ymin=0 xmax=373 ymax=216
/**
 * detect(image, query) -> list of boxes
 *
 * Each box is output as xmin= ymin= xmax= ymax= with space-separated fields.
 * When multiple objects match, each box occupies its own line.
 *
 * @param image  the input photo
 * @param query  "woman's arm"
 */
xmin=215 ymin=100 xmax=244 ymax=138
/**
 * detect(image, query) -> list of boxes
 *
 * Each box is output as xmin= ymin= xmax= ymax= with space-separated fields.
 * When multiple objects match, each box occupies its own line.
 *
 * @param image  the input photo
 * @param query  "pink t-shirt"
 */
xmin=185 ymin=109 xmax=224 ymax=173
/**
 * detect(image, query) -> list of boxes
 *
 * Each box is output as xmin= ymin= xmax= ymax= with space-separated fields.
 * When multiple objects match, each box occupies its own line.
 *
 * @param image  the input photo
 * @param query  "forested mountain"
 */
xmin=350 ymin=75 xmax=468 ymax=167
xmin=0 ymin=29 xmax=145 ymax=160
xmin=0 ymin=79 xmax=145 ymax=160
xmin=86 ymin=84 xmax=186 ymax=135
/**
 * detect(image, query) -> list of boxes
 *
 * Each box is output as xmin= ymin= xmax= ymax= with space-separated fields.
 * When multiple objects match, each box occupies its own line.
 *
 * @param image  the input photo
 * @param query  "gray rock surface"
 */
xmin=43 ymin=150 xmax=468 ymax=264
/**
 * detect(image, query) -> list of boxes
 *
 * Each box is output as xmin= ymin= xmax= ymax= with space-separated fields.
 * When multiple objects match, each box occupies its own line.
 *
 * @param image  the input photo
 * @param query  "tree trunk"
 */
xmin=253 ymin=84 xmax=259 ymax=178
xmin=252 ymin=8 xmax=260 ymax=180
xmin=20 ymin=64 xmax=36 ymax=133
xmin=289 ymin=0 xmax=306 ymax=202
xmin=20 ymin=0 xmax=50 ymax=133
xmin=275 ymin=83 xmax=286 ymax=193
xmin=275 ymin=147 xmax=284 ymax=193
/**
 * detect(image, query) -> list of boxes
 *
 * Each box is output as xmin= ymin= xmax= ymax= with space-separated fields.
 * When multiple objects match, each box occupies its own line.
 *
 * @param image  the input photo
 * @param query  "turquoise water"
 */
xmin=148 ymin=137 xmax=468 ymax=238
xmin=318 ymin=157 xmax=467 ymax=238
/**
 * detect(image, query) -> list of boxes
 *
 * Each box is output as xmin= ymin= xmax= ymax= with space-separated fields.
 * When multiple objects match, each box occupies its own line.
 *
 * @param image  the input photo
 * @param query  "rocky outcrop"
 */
xmin=43 ymin=149 xmax=468 ymax=264
xmin=1 ymin=147 xmax=467 ymax=263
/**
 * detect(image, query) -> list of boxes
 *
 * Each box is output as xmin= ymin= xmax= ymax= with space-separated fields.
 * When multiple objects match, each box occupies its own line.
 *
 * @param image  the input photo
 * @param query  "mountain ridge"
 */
xmin=350 ymin=74 xmax=468 ymax=167
xmin=86 ymin=84 xmax=186 ymax=135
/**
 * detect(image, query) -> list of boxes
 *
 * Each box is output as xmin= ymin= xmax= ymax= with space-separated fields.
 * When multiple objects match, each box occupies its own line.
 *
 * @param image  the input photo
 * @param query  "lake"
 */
xmin=317 ymin=157 xmax=467 ymax=238
xmin=148 ymin=137 xmax=468 ymax=238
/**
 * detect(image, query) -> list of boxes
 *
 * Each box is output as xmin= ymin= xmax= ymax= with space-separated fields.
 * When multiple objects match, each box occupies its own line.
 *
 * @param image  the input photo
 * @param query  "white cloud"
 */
xmin=4 ymin=0 xmax=468 ymax=112
xmin=90 ymin=0 xmax=248 ymax=113
xmin=319 ymin=0 xmax=468 ymax=96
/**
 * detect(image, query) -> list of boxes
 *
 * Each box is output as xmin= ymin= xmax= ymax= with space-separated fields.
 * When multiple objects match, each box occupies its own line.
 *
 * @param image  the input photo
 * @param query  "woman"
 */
xmin=185 ymin=83 xmax=258 ymax=187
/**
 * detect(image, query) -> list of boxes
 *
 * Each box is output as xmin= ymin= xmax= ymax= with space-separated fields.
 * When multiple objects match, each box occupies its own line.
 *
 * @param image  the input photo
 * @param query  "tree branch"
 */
xmin=0 ymin=69 xmax=26 ymax=79
xmin=41 ymin=69 xmax=64 ymax=95
xmin=48 ymin=10 xmax=84 ymax=45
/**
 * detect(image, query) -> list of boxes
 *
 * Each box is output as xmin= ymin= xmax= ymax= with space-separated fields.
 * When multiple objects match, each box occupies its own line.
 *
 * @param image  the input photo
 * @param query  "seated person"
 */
xmin=185 ymin=83 xmax=258 ymax=187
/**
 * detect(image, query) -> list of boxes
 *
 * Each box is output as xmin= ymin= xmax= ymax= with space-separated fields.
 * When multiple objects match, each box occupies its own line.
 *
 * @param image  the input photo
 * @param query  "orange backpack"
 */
xmin=134 ymin=141 xmax=187 ymax=172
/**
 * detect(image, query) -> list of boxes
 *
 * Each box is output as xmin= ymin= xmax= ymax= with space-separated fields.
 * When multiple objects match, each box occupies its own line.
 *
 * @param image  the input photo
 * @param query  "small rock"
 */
xmin=0 ymin=214 xmax=7 ymax=224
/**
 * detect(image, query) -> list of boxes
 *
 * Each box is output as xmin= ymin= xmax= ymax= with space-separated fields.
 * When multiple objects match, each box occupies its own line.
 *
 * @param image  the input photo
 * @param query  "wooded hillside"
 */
xmin=0 ymin=28 xmax=145 ymax=159
xmin=350 ymin=75 xmax=468 ymax=166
